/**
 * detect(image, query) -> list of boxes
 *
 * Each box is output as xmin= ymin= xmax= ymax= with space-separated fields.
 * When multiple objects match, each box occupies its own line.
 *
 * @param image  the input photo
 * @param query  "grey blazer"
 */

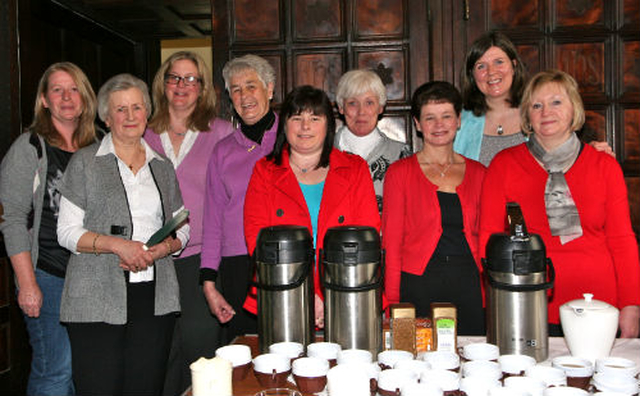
xmin=59 ymin=139 xmax=183 ymax=324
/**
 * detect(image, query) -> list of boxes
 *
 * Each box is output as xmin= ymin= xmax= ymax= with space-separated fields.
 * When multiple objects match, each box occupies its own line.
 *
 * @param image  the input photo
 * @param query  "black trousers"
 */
xmin=218 ymin=255 xmax=257 ymax=345
xmin=163 ymin=254 xmax=222 ymax=396
xmin=67 ymin=280 xmax=175 ymax=396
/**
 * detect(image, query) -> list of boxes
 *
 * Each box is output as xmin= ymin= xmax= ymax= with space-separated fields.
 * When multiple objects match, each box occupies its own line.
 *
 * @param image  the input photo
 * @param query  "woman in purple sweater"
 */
xmin=144 ymin=51 xmax=233 ymax=395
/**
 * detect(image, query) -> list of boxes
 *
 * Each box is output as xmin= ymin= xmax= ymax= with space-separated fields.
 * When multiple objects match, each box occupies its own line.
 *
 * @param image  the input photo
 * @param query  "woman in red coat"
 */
xmin=244 ymin=85 xmax=380 ymax=327
xmin=480 ymin=70 xmax=640 ymax=337
xmin=383 ymin=81 xmax=486 ymax=335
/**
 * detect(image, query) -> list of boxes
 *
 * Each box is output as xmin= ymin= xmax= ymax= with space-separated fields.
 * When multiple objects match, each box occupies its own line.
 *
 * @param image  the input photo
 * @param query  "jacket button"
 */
xmin=338 ymin=215 xmax=344 ymax=223
xmin=276 ymin=209 xmax=284 ymax=217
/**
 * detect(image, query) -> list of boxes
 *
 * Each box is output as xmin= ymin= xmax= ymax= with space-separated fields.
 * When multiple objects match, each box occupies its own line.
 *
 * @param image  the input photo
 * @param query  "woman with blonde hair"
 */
xmin=144 ymin=51 xmax=233 ymax=394
xmin=0 ymin=62 xmax=97 ymax=395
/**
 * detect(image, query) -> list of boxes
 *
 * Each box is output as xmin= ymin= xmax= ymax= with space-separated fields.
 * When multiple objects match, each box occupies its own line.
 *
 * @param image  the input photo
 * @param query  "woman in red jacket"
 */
xmin=480 ymin=70 xmax=640 ymax=337
xmin=383 ymin=81 xmax=486 ymax=335
xmin=244 ymin=85 xmax=380 ymax=327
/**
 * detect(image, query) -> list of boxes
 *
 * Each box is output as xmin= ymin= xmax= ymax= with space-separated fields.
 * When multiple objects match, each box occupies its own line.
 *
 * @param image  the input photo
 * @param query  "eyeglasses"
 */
xmin=164 ymin=74 xmax=202 ymax=86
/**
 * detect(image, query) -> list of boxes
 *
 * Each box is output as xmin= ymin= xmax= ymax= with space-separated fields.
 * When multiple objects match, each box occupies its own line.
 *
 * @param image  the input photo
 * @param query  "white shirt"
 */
xmin=337 ymin=125 xmax=383 ymax=160
xmin=57 ymin=134 xmax=190 ymax=283
xmin=159 ymin=129 xmax=199 ymax=168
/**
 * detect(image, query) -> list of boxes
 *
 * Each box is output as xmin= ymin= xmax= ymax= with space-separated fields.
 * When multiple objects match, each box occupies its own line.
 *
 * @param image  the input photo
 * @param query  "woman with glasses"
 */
xmin=144 ymin=51 xmax=233 ymax=395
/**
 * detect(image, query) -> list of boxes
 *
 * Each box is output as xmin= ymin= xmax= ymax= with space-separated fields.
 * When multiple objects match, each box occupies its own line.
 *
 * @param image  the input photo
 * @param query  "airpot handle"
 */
xmin=507 ymin=202 xmax=529 ymax=239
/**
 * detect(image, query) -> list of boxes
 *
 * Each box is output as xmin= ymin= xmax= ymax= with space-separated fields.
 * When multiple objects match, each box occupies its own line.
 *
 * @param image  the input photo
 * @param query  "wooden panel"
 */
xmin=622 ymin=40 xmax=640 ymax=96
xmin=554 ymin=41 xmax=605 ymax=97
xmin=232 ymin=0 xmax=281 ymax=42
xmin=294 ymin=51 xmax=345 ymax=101
xmin=583 ymin=109 xmax=607 ymax=142
xmin=354 ymin=0 xmax=404 ymax=39
xmin=355 ymin=48 xmax=408 ymax=102
xmin=489 ymin=0 xmax=539 ymax=29
xmin=623 ymin=108 xmax=639 ymax=167
xmin=515 ymin=43 xmax=542 ymax=76
xmin=293 ymin=0 xmax=343 ymax=42
xmin=623 ymin=0 xmax=640 ymax=28
xmin=555 ymin=0 xmax=604 ymax=27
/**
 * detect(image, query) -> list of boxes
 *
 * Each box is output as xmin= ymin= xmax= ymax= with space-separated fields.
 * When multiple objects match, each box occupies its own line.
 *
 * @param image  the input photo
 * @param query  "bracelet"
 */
xmin=92 ymin=234 xmax=101 ymax=256
xmin=164 ymin=239 xmax=172 ymax=257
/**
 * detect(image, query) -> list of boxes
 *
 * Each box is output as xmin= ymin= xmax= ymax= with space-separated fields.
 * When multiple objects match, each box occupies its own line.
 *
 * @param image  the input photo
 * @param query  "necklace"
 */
xmin=290 ymin=158 xmax=316 ymax=173
xmin=169 ymin=125 xmax=187 ymax=137
xmin=497 ymin=125 xmax=504 ymax=135
xmin=418 ymin=156 xmax=454 ymax=178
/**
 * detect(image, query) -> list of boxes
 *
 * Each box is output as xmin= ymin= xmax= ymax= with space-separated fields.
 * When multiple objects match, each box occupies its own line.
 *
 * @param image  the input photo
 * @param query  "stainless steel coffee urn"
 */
xmin=483 ymin=202 xmax=555 ymax=361
xmin=321 ymin=226 xmax=383 ymax=356
xmin=254 ymin=225 xmax=315 ymax=353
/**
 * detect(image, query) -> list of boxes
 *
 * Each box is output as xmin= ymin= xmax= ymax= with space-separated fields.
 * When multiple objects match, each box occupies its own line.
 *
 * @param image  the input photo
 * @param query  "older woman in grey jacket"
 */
xmin=56 ymin=73 xmax=189 ymax=395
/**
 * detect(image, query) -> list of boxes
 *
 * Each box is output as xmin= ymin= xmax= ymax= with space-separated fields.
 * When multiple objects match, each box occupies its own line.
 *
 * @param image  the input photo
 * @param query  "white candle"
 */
xmin=190 ymin=356 xmax=233 ymax=396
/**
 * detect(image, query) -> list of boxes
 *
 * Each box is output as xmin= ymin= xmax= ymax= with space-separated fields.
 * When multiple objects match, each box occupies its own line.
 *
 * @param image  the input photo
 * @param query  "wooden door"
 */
xmin=211 ymin=0 xmax=432 ymax=149
xmin=457 ymin=0 xmax=640 ymax=235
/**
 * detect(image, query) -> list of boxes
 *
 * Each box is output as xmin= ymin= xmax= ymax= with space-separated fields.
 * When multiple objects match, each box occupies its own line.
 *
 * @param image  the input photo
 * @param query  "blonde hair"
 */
xmin=520 ymin=69 xmax=585 ymax=134
xmin=148 ymin=51 xmax=217 ymax=133
xmin=222 ymin=54 xmax=276 ymax=91
xmin=335 ymin=69 xmax=387 ymax=109
xmin=30 ymin=62 xmax=97 ymax=148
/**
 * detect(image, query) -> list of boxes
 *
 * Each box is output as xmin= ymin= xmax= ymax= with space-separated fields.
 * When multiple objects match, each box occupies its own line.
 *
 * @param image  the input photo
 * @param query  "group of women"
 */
xmin=0 ymin=30 xmax=638 ymax=396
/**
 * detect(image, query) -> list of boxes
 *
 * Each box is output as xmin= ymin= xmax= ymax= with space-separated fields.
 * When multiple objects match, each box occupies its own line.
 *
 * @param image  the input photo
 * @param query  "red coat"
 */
xmin=480 ymin=143 xmax=640 ymax=324
xmin=243 ymin=148 xmax=380 ymax=313
xmin=382 ymin=155 xmax=486 ymax=304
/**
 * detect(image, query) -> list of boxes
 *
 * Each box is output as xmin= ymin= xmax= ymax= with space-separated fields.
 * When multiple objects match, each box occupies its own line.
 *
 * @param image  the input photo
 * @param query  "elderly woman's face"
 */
xmin=286 ymin=111 xmax=327 ymax=156
xmin=527 ymin=82 xmax=574 ymax=147
xmin=41 ymin=70 xmax=84 ymax=125
xmin=339 ymin=91 xmax=383 ymax=137
xmin=472 ymin=46 xmax=515 ymax=100
xmin=105 ymin=88 xmax=148 ymax=141
xmin=414 ymin=101 xmax=460 ymax=147
xmin=229 ymin=69 xmax=274 ymax=125
xmin=165 ymin=59 xmax=201 ymax=114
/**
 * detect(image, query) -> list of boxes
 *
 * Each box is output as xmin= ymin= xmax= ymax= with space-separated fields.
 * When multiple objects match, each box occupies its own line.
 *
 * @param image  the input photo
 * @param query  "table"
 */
xmin=185 ymin=336 xmax=640 ymax=396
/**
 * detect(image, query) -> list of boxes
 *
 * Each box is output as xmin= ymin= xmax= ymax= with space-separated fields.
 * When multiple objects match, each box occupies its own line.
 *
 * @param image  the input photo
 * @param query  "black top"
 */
xmin=37 ymin=142 xmax=73 ymax=277
xmin=433 ymin=191 xmax=472 ymax=257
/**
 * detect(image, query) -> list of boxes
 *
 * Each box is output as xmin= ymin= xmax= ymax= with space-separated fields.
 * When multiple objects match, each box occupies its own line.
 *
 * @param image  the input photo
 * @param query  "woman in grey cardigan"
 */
xmin=56 ymin=73 xmax=189 ymax=395
xmin=0 ymin=62 xmax=97 ymax=396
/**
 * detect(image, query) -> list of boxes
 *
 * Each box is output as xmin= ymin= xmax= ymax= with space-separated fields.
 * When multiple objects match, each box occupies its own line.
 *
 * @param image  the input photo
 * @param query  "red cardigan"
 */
xmin=480 ymin=143 xmax=640 ymax=324
xmin=243 ymin=148 xmax=380 ymax=313
xmin=382 ymin=155 xmax=486 ymax=304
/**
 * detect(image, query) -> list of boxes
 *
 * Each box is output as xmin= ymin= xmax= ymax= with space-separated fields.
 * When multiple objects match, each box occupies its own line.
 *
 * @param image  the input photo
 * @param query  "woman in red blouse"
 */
xmin=480 ymin=70 xmax=640 ymax=337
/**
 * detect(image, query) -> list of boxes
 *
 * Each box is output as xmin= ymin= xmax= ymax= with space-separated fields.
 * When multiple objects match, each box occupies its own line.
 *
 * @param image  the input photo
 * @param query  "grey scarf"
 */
xmin=527 ymin=133 xmax=583 ymax=243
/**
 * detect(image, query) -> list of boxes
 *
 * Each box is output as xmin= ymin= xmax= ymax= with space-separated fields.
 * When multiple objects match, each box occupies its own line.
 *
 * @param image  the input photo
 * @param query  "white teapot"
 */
xmin=559 ymin=293 xmax=619 ymax=363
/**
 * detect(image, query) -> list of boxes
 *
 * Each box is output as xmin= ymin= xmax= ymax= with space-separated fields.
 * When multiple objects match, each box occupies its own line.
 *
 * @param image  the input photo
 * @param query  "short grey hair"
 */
xmin=222 ymin=54 xmax=276 ymax=91
xmin=97 ymin=73 xmax=152 ymax=122
xmin=335 ymin=69 xmax=387 ymax=109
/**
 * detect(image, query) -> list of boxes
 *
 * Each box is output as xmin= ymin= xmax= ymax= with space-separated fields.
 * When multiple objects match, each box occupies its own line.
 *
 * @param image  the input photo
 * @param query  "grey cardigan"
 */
xmin=0 ymin=133 xmax=48 ymax=266
xmin=59 ymin=139 xmax=183 ymax=324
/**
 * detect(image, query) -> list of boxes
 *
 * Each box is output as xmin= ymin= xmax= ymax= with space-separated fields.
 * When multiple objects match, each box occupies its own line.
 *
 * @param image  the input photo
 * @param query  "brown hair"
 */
xmin=148 ymin=51 xmax=217 ymax=133
xmin=520 ymin=69 xmax=585 ymax=135
xmin=30 ymin=62 xmax=97 ymax=148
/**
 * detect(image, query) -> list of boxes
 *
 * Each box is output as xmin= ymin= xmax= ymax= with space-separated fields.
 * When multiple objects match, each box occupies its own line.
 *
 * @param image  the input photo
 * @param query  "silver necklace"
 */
xmin=290 ymin=158 xmax=316 ymax=173
xmin=419 ymin=157 xmax=454 ymax=178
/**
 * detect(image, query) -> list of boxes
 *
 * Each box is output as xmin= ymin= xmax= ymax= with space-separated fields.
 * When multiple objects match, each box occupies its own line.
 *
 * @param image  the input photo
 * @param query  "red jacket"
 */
xmin=382 ymin=155 xmax=486 ymax=304
xmin=480 ymin=143 xmax=640 ymax=324
xmin=243 ymin=148 xmax=380 ymax=313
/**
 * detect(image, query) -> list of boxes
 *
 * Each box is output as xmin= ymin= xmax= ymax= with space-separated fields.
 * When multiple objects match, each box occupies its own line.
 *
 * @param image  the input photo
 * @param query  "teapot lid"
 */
xmin=563 ymin=293 xmax=617 ymax=311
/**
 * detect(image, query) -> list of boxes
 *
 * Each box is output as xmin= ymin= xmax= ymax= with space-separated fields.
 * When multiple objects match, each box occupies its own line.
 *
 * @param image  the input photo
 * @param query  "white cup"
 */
xmin=593 ymin=392 xmax=634 ymax=396
xmin=463 ymin=342 xmax=500 ymax=361
xmin=378 ymin=350 xmax=414 ymax=369
xmin=327 ymin=363 xmax=371 ymax=396
xmin=215 ymin=344 xmax=251 ymax=366
xmin=268 ymin=341 xmax=304 ymax=360
xmin=420 ymin=369 xmax=461 ymax=392
xmin=337 ymin=348 xmax=372 ymax=365
xmin=552 ymin=356 xmax=594 ymax=390
xmin=422 ymin=350 xmax=460 ymax=371
xmin=543 ymin=387 xmax=589 ymax=396
xmin=526 ymin=364 xmax=568 ymax=387
xmin=462 ymin=360 xmax=502 ymax=381
xmin=292 ymin=357 xmax=330 ymax=394
xmin=596 ymin=357 xmax=639 ymax=378
xmin=393 ymin=359 xmax=431 ymax=377
xmin=460 ymin=376 xmax=501 ymax=396
xmin=499 ymin=354 xmax=537 ymax=376
xmin=253 ymin=353 xmax=291 ymax=374
xmin=490 ymin=387 xmax=532 ymax=396
xmin=190 ymin=356 xmax=232 ymax=396
xmin=307 ymin=342 xmax=341 ymax=363
xmin=503 ymin=376 xmax=546 ymax=396
xmin=593 ymin=371 xmax=640 ymax=394
xmin=377 ymin=368 xmax=419 ymax=395
xmin=402 ymin=382 xmax=444 ymax=396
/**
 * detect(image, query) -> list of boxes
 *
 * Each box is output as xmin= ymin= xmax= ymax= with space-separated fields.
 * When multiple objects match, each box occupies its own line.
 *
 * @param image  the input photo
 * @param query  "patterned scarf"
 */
xmin=527 ymin=132 xmax=583 ymax=244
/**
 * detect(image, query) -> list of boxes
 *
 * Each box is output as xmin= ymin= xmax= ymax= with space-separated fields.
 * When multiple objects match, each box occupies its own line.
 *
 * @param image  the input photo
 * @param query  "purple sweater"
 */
xmin=200 ymin=115 xmax=279 ymax=272
xmin=144 ymin=118 xmax=234 ymax=258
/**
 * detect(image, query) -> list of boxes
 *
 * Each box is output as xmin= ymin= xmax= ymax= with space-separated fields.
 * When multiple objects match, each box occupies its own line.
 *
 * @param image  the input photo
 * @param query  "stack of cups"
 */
xmin=421 ymin=369 xmax=461 ymax=394
xmin=503 ymin=376 xmax=547 ymax=396
xmin=327 ymin=363 xmax=371 ymax=396
xmin=252 ymin=353 xmax=291 ymax=388
xmin=526 ymin=364 xmax=568 ymax=388
xmin=499 ymin=354 xmax=537 ymax=379
xmin=394 ymin=359 xmax=431 ymax=378
xmin=592 ymin=357 xmax=639 ymax=394
xmin=421 ymin=350 xmax=461 ymax=372
xmin=461 ymin=343 xmax=500 ymax=362
xmin=551 ymin=356 xmax=594 ymax=391
xmin=377 ymin=368 xmax=419 ymax=396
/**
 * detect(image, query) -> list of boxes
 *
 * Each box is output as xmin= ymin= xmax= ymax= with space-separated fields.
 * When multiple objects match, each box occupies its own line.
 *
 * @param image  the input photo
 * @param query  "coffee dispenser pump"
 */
xmin=483 ymin=202 xmax=555 ymax=361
